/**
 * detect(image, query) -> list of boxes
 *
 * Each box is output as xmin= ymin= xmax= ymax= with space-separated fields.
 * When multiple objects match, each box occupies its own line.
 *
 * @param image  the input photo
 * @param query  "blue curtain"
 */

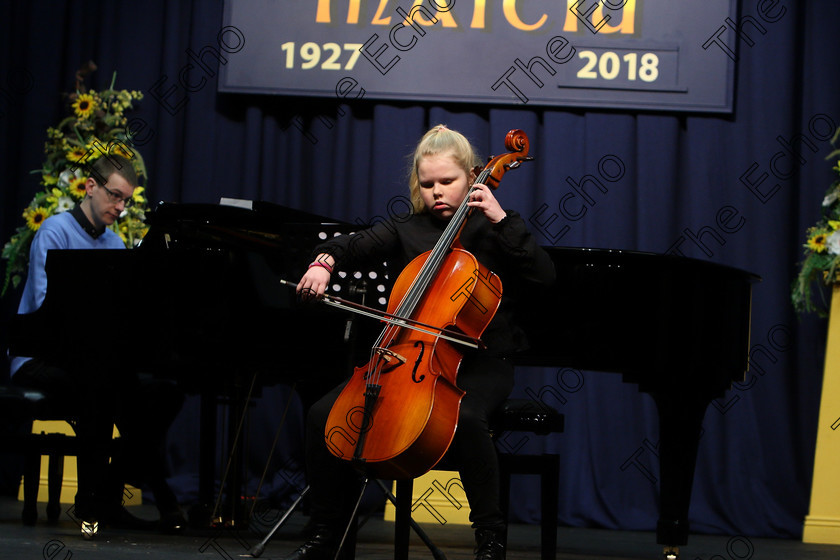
xmin=2 ymin=0 xmax=839 ymax=539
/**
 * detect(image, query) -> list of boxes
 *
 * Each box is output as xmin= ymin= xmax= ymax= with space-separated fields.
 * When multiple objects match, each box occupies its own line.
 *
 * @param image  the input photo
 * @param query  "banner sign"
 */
xmin=219 ymin=0 xmax=740 ymax=113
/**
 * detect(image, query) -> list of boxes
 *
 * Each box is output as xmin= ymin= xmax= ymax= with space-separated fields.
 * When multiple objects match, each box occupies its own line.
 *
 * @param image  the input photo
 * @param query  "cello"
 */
xmin=324 ymin=129 xmax=533 ymax=480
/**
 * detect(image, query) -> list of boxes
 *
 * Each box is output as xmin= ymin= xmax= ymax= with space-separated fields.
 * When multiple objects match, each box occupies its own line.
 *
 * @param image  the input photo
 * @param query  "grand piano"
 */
xmin=8 ymin=201 xmax=759 ymax=557
xmin=9 ymin=201 xmax=387 ymax=524
xmin=514 ymin=247 xmax=759 ymax=557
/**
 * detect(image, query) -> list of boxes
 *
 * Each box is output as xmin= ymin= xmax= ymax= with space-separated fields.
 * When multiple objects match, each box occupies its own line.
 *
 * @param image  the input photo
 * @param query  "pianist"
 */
xmin=8 ymin=155 xmax=186 ymax=537
xmin=289 ymin=125 xmax=555 ymax=560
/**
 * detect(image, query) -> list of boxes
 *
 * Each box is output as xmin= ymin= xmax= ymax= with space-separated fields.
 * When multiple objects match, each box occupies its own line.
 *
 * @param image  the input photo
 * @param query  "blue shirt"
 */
xmin=9 ymin=209 xmax=125 ymax=377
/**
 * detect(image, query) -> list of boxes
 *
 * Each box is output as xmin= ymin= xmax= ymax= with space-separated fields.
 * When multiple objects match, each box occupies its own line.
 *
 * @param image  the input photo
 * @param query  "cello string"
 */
xmin=372 ymin=183 xmax=478 ymax=382
xmin=367 ymin=168 xmax=491 ymax=386
xmin=371 ymin=173 xmax=488 ymax=383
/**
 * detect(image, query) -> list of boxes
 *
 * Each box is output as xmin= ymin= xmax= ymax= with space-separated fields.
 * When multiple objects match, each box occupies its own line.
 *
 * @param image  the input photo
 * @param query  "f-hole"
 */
xmin=411 ymin=340 xmax=425 ymax=383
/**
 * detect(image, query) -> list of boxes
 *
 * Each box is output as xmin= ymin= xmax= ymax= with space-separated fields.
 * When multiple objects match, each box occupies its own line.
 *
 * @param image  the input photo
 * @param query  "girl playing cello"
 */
xmin=289 ymin=125 xmax=555 ymax=560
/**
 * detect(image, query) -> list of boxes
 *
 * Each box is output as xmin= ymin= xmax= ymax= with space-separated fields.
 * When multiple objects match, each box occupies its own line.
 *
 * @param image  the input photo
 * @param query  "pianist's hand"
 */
xmin=297 ymin=254 xmax=334 ymax=302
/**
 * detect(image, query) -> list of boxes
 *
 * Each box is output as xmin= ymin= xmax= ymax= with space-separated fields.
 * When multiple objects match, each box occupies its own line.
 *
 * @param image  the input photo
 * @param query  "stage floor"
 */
xmin=1 ymin=496 xmax=838 ymax=560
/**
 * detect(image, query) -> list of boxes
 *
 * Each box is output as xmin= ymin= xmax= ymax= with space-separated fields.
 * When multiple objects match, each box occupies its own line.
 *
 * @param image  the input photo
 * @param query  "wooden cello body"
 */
xmin=324 ymin=130 xmax=531 ymax=480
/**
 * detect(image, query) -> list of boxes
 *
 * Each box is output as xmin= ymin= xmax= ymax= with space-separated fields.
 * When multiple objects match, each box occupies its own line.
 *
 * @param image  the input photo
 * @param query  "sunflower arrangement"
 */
xmin=2 ymin=66 xmax=150 ymax=297
xmin=792 ymin=128 xmax=840 ymax=315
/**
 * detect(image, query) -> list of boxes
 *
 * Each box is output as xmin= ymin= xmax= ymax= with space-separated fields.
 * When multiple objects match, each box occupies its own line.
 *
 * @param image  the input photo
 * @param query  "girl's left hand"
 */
xmin=467 ymin=182 xmax=507 ymax=224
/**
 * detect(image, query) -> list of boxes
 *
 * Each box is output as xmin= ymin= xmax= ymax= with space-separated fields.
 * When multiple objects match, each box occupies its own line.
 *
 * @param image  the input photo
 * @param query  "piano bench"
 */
xmin=392 ymin=398 xmax=564 ymax=560
xmin=493 ymin=398 xmax=564 ymax=560
xmin=0 ymin=385 xmax=117 ymax=526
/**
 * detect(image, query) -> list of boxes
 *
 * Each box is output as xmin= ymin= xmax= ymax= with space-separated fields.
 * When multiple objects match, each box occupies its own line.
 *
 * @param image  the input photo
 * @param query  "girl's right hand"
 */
xmin=296 ymin=254 xmax=335 ymax=301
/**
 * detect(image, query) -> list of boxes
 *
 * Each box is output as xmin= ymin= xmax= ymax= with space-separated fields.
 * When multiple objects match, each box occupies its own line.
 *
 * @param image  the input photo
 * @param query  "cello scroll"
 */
xmin=476 ymin=129 xmax=534 ymax=190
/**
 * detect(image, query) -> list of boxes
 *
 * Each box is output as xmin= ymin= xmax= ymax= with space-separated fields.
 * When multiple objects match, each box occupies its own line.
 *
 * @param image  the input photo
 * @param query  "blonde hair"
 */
xmin=408 ymin=125 xmax=480 ymax=213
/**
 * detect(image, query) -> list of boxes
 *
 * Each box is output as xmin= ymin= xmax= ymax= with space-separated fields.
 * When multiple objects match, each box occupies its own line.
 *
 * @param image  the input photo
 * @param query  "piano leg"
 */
xmin=224 ymin=379 xmax=249 ymax=527
xmin=650 ymin=391 xmax=711 ymax=552
xmin=188 ymin=389 xmax=218 ymax=527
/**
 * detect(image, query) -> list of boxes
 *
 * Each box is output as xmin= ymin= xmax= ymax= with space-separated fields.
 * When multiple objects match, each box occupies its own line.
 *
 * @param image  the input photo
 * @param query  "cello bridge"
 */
xmin=373 ymin=347 xmax=407 ymax=365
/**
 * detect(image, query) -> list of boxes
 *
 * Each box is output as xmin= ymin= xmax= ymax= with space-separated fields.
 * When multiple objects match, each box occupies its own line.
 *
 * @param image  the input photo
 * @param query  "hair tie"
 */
xmin=309 ymin=261 xmax=333 ymax=274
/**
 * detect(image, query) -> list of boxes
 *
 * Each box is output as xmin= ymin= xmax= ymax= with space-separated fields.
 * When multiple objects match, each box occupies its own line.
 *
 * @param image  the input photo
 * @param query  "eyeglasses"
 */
xmin=98 ymin=184 xmax=134 ymax=207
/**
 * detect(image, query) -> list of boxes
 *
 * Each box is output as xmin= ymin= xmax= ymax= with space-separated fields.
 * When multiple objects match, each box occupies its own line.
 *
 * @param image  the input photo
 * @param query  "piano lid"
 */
xmin=138 ymin=200 xmax=352 ymax=255
xmin=514 ymin=246 xmax=761 ymax=397
xmin=143 ymin=200 xmax=347 ymax=232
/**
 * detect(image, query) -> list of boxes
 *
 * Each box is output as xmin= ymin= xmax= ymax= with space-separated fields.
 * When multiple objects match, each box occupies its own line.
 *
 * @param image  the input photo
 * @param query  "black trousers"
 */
xmin=304 ymin=351 xmax=514 ymax=530
xmin=12 ymin=359 xmax=183 ymax=518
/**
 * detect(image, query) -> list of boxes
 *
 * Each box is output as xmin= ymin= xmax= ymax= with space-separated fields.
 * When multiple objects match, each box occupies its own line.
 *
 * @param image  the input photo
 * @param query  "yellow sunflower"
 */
xmin=807 ymin=232 xmax=828 ymax=253
xmin=23 ymin=207 xmax=50 ymax=231
xmin=65 ymin=146 xmax=89 ymax=163
xmin=68 ymin=176 xmax=88 ymax=199
xmin=111 ymin=143 xmax=135 ymax=160
xmin=72 ymin=93 xmax=97 ymax=119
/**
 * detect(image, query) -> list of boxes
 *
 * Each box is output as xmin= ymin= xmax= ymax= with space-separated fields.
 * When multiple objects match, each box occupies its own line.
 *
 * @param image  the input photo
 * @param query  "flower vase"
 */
xmin=803 ymin=284 xmax=840 ymax=544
